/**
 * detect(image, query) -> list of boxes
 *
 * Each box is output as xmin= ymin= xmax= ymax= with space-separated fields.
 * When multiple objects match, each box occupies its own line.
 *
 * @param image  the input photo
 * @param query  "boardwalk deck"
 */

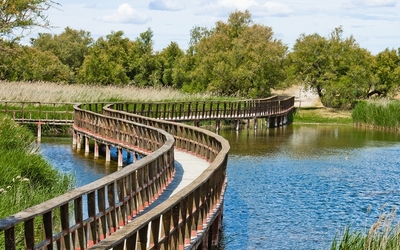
xmin=143 ymin=149 xmax=209 ymax=208
xmin=88 ymin=149 xmax=210 ymax=249
xmin=115 ymin=150 xmax=209 ymax=219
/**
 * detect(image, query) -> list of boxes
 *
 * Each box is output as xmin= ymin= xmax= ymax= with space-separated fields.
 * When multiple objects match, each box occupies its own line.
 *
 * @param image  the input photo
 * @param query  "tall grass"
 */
xmin=331 ymin=207 xmax=400 ymax=250
xmin=352 ymin=100 xmax=400 ymax=130
xmin=0 ymin=81 xmax=216 ymax=102
xmin=0 ymin=114 xmax=74 ymax=246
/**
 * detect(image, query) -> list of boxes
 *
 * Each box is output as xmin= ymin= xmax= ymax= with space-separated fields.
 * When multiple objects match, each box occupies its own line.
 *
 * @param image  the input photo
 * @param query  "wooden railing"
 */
xmin=0 ymin=96 xmax=295 ymax=125
xmin=0 ymin=101 xmax=75 ymax=124
xmin=0 ymin=103 xmax=176 ymax=249
xmin=90 ymin=104 xmax=230 ymax=249
xmin=110 ymin=96 xmax=294 ymax=121
xmin=0 ymin=96 xmax=294 ymax=249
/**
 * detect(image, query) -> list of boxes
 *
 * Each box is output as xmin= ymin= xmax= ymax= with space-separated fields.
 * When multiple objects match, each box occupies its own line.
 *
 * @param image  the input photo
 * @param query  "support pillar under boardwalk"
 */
xmin=76 ymin=133 xmax=82 ymax=150
xmin=216 ymin=119 xmax=220 ymax=131
xmin=37 ymin=122 xmax=42 ymax=143
xmin=117 ymin=148 xmax=123 ymax=168
xmin=85 ymin=136 xmax=90 ymax=155
xmin=105 ymin=144 xmax=110 ymax=163
xmin=72 ymin=130 xmax=77 ymax=146
xmin=94 ymin=140 xmax=99 ymax=159
xmin=235 ymin=119 xmax=240 ymax=131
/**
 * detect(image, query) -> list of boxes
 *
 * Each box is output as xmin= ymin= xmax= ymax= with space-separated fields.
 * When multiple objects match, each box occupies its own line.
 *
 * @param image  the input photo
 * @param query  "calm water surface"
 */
xmin=40 ymin=125 xmax=400 ymax=250
xmin=219 ymin=125 xmax=400 ymax=250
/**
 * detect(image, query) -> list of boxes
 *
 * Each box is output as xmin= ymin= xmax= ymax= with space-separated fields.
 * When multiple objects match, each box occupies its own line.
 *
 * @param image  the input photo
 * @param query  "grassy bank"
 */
xmin=352 ymin=99 xmax=400 ymax=130
xmin=0 ymin=115 xmax=74 ymax=246
xmin=293 ymin=107 xmax=353 ymax=124
xmin=0 ymin=115 xmax=74 ymax=217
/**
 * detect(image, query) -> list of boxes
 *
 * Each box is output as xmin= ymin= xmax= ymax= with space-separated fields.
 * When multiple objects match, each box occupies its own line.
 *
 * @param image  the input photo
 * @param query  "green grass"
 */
xmin=293 ymin=107 xmax=353 ymax=124
xmin=0 ymin=115 xmax=74 ymax=247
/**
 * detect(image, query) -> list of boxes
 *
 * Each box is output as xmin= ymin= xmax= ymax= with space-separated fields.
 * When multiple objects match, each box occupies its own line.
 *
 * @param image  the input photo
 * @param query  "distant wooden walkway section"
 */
xmin=0 ymin=96 xmax=294 ymax=250
xmin=0 ymin=95 xmax=294 ymax=129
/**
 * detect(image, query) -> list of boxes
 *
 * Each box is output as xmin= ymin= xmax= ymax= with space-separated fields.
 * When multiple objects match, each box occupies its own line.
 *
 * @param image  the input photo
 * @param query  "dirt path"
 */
xmin=272 ymin=85 xmax=323 ymax=108
xmin=273 ymin=85 xmax=352 ymax=120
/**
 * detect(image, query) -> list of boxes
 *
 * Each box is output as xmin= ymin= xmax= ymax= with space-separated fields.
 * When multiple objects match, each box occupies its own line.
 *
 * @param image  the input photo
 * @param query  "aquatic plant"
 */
xmin=331 ymin=206 xmax=400 ymax=250
xmin=352 ymin=99 xmax=400 ymax=130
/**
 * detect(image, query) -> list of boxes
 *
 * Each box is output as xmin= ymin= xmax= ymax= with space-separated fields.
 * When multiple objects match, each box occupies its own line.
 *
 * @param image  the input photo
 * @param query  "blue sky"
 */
xmin=42 ymin=0 xmax=400 ymax=54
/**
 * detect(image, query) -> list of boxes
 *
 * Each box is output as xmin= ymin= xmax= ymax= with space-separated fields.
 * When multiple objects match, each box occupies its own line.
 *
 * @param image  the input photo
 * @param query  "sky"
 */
xmin=39 ymin=0 xmax=400 ymax=55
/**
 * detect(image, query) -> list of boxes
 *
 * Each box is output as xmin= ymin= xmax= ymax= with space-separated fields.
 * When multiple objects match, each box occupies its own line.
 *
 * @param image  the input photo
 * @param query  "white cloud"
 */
xmin=194 ymin=0 xmax=293 ymax=18
xmin=345 ymin=0 xmax=396 ymax=8
xmin=148 ymin=0 xmax=185 ymax=11
xmin=83 ymin=3 xmax=97 ymax=9
xmin=218 ymin=0 xmax=259 ymax=10
xmin=262 ymin=2 xmax=294 ymax=17
xmin=100 ymin=3 xmax=151 ymax=24
xmin=363 ymin=0 xmax=396 ymax=7
xmin=194 ymin=0 xmax=258 ymax=16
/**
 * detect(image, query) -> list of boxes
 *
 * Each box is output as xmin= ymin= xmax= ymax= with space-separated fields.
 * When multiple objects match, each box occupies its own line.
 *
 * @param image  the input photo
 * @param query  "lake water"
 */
xmin=40 ymin=125 xmax=400 ymax=250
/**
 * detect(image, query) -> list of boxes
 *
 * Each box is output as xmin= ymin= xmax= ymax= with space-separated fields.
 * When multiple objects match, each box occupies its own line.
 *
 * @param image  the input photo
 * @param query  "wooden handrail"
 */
xmin=0 ymin=97 xmax=295 ymax=124
xmin=0 ymin=96 xmax=294 ymax=249
xmin=0 ymin=103 xmax=176 ymax=249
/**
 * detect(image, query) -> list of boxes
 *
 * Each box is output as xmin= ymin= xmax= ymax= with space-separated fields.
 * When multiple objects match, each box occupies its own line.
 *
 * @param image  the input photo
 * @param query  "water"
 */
xmin=39 ymin=136 xmax=119 ymax=187
xmin=39 ymin=125 xmax=400 ymax=249
xmin=219 ymin=125 xmax=400 ymax=250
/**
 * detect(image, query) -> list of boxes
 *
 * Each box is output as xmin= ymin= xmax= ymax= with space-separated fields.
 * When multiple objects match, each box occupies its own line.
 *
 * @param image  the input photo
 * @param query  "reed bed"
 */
xmin=331 ymin=206 xmax=400 ymax=250
xmin=352 ymin=99 xmax=400 ymax=130
xmin=0 ymin=81 xmax=215 ymax=103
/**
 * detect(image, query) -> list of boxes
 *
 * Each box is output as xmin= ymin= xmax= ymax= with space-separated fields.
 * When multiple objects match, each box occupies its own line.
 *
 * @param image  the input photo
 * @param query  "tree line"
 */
xmin=1 ymin=6 xmax=400 ymax=108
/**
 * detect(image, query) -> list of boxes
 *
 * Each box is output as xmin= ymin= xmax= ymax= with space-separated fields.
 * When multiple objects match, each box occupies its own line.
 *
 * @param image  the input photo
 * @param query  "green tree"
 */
xmin=129 ymin=28 xmax=162 ymax=86
xmin=78 ymin=31 xmax=134 ymax=85
xmin=287 ymin=27 xmax=375 ymax=108
xmin=31 ymin=27 xmax=93 ymax=81
xmin=0 ymin=41 xmax=70 ymax=82
xmin=0 ymin=0 xmax=58 ymax=41
xmin=158 ymin=42 xmax=184 ymax=87
xmin=175 ymin=10 xmax=287 ymax=98
xmin=370 ymin=48 xmax=400 ymax=97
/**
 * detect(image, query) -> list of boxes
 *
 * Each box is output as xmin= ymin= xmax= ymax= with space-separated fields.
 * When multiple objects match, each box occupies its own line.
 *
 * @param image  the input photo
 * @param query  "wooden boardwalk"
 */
xmin=0 ymin=97 xmax=294 ymax=249
xmin=135 ymin=150 xmax=210 ymax=210
xmin=169 ymin=150 xmax=210 ymax=196
xmin=88 ymin=150 xmax=213 ymax=250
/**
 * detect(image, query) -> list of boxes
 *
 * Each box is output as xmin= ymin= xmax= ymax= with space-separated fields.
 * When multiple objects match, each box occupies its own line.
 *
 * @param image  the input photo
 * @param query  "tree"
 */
xmin=31 ymin=27 xmax=93 ymax=81
xmin=370 ymin=48 xmax=400 ymax=97
xmin=129 ymin=28 xmax=162 ymax=86
xmin=0 ymin=41 xmax=70 ymax=82
xmin=287 ymin=27 xmax=375 ymax=108
xmin=175 ymin=10 xmax=287 ymax=98
xmin=0 ymin=0 xmax=59 ymax=41
xmin=158 ymin=41 xmax=184 ymax=87
xmin=78 ymin=31 xmax=134 ymax=85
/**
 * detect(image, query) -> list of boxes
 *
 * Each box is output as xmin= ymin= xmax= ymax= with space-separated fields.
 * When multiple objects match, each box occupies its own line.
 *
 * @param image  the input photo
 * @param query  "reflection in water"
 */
xmin=219 ymin=125 xmax=400 ymax=250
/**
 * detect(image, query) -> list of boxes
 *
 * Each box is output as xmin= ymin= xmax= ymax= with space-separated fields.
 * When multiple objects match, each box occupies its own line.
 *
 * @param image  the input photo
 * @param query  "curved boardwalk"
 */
xmin=170 ymin=151 xmax=210 ymax=196
xmin=0 ymin=96 xmax=294 ymax=250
